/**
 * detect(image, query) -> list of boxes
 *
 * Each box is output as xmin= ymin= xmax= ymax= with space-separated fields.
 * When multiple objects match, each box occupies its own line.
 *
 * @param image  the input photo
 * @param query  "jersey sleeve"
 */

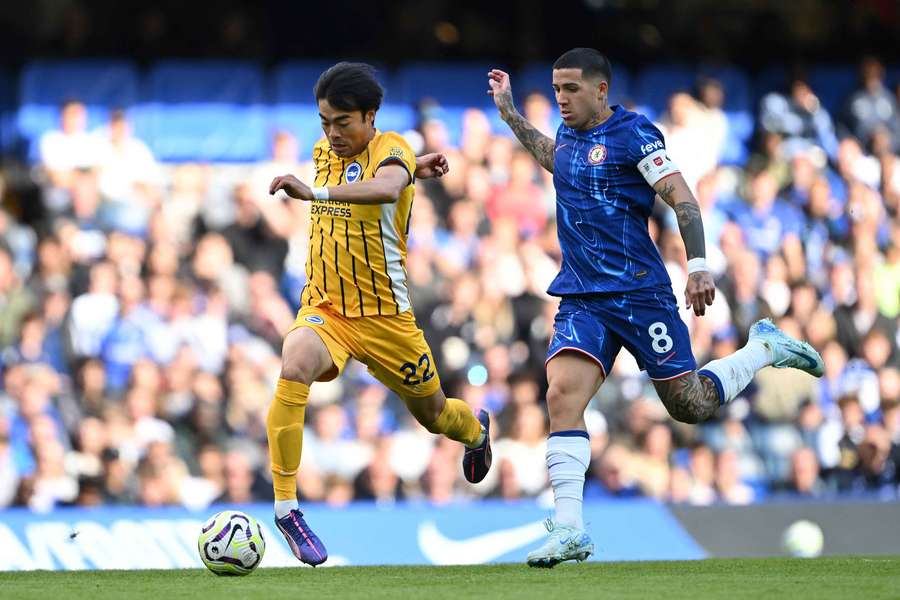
xmin=627 ymin=116 xmax=680 ymax=187
xmin=372 ymin=132 xmax=415 ymax=185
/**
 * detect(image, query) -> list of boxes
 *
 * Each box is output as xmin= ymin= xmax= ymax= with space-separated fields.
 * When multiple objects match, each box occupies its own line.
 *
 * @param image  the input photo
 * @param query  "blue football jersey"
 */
xmin=548 ymin=105 xmax=680 ymax=296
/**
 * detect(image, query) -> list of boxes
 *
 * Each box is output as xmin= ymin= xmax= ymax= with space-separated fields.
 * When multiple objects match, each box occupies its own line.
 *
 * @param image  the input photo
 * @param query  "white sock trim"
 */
xmin=699 ymin=339 xmax=771 ymax=404
xmin=274 ymin=499 xmax=299 ymax=519
xmin=466 ymin=426 xmax=487 ymax=449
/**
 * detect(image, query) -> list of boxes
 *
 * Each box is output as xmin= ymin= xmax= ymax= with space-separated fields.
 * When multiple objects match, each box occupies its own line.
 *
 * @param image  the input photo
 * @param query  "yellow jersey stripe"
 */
xmin=345 ymin=217 xmax=363 ymax=317
xmin=331 ymin=219 xmax=346 ymax=316
xmin=325 ymin=149 xmax=338 ymax=185
xmin=317 ymin=217 xmax=326 ymax=294
xmin=359 ymin=220 xmax=381 ymax=316
xmin=313 ymin=147 xmax=326 ymax=186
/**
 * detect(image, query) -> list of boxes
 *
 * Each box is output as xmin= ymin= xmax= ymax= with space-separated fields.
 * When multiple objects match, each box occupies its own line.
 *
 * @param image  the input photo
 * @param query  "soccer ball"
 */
xmin=781 ymin=519 xmax=824 ymax=558
xmin=198 ymin=510 xmax=266 ymax=575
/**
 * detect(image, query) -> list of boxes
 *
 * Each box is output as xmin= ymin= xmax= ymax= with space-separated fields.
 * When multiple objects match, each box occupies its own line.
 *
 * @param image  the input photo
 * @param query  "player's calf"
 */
xmin=656 ymin=320 xmax=825 ymax=425
xmin=653 ymin=372 xmax=719 ymax=424
xmin=403 ymin=391 xmax=490 ymax=481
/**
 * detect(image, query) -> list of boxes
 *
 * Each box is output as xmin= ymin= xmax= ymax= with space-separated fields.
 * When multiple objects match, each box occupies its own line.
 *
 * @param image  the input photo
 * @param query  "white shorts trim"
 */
xmin=546 ymin=347 xmax=608 ymax=380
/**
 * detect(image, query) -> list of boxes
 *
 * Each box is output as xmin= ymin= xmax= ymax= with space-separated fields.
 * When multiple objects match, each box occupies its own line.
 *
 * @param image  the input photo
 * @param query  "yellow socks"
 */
xmin=266 ymin=378 xmax=309 ymax=500
xmin=431 ymin=397 xmax=483 ymax=447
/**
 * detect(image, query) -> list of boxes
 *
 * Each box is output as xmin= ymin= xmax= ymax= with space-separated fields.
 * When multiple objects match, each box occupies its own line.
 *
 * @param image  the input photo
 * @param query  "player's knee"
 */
xmin=546 ymin=378 xmax=576 ymax=406
xmin=417 ymin=410 xmax=444 ymax=434
xmin=279 ymin=359 xmax=317 ymax=386
xmin=422 ymin=418 xmax=442 ymax=434
xmin=408 ymin=394 xmax=444 ymax=432
xmin=546 ymin=381 xmax=581 ymax=427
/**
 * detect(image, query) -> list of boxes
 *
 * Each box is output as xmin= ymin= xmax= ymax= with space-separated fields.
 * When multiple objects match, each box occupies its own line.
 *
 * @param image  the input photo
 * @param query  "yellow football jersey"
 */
xmin=302 ymin=130 xmax=416 ymax=317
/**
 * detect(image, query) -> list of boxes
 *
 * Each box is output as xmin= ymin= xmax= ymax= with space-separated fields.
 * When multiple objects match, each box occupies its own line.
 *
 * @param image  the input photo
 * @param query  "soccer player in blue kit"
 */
xmin=488 ymin=48 xmax=825 ymax=567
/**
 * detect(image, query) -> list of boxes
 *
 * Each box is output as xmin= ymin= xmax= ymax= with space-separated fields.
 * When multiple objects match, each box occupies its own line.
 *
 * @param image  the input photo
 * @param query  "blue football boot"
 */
xmin=462 ymin=409 xmax=492 ymax=483
xmin=274 ymin=509 xmax=328 ymax=566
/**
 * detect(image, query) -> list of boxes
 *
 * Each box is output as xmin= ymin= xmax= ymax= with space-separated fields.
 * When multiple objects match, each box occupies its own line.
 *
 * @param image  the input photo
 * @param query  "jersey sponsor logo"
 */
xmin=345 ymin=161 xmax=362 ymax=183
xmin=640 ymin=140 xmax=665 ymax=155
xmin=310 ymin=204 xmax=352 ymax=217
xmin=304 ymin=315 xmax=325 ymax=325
xmin=653 ymin=156 xmax=664 ymax=166
xmin=587 ymin=144 xmax=607 ymax=165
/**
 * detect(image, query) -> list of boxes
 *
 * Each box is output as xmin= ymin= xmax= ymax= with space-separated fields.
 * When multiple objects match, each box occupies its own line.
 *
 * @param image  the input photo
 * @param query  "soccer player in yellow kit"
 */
xmin=266 ymin=62 xmax=492 ymax=566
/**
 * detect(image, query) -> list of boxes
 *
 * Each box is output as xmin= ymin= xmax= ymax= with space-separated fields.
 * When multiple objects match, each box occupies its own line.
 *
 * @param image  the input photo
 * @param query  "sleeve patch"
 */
xmin=637 ymin=148 xmax=679 ymax=186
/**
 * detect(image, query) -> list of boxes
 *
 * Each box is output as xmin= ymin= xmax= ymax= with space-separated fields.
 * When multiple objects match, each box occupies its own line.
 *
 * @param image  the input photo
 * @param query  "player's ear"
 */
xmin=364 ymin=109 xmax=376 ymax=127
xmin=597 ymin=79 xmax=608 ymax=102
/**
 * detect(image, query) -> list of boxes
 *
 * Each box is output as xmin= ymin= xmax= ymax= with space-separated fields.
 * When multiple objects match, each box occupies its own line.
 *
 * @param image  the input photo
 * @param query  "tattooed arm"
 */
xmin=655 ymin=174 xmax=705 ymax=260
xmin=654 ymin=173 xmax=716 ymax=316
xmin=488 ymin=69 xmax=554 ymax=173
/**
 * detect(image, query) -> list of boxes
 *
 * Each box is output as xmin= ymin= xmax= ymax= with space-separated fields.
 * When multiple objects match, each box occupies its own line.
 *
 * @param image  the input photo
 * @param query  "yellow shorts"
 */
xmin=287 ymin=304 xmax=442 ymax=398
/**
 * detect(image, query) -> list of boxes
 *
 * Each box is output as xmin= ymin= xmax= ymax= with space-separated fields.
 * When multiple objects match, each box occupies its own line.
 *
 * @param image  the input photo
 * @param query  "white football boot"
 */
xmin=526 ymin=519 xmax=594 ymax=568
xmin=749 ymin=318 xmax=824 ymax=377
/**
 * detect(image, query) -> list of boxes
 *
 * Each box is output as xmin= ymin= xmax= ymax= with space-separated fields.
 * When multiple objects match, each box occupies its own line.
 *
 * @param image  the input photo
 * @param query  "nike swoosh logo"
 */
xmin=785 ymin=348 xmax=818 ymax=370
xmin=656 ymin=351 xmax=677 ymax=366
xmin=555 ymin=144 xmax=568 ymax=152
xmin=417 ymin=520 xmax=548 ymax=565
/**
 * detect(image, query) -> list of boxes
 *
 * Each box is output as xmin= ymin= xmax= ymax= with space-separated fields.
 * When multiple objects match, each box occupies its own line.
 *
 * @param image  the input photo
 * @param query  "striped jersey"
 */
xmin=302 ymin=130 xmax=416 ymax=317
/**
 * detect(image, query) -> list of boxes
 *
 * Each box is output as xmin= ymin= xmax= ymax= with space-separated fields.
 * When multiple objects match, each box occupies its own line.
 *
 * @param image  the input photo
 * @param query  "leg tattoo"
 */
xmin=652 ymin=372 xmax=719 ymax=424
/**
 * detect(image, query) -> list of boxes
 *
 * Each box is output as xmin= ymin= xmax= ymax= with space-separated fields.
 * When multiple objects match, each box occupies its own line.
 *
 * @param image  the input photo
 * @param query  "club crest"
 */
xmin=588 ymin=144 xmax=607 ymax=165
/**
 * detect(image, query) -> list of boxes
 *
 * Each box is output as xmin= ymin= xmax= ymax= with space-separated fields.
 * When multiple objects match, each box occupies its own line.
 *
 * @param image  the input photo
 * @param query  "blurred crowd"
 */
xmin=2 ymin=57 xmax=900 ymax=513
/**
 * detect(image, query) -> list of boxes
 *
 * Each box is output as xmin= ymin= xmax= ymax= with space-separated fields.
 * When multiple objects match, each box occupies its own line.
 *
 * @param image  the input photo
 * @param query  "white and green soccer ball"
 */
xmin=781 ymin=519 xmax=824 ymax=558
xmin=198 ymin=510 xmax=266 ymax=575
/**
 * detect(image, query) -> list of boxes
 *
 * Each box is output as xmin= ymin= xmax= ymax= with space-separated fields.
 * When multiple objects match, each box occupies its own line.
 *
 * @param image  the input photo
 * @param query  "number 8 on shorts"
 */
xmin=649 ymin=321 xmax=673 ymax=353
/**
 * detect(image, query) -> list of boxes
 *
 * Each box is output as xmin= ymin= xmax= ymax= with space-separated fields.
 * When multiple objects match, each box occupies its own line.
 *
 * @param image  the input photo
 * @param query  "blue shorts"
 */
xmin=546 ymin=288 xmax=696 ymax=380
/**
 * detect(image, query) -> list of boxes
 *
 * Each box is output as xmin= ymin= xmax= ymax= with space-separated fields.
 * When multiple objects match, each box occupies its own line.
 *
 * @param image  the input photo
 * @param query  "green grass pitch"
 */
xmin=2 ymin=557 xmax=899 ymax=600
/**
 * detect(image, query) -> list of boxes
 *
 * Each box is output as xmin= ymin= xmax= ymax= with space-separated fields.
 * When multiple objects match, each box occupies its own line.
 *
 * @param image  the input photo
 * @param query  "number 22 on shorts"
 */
xmin=399 ymin=352 xmax=435 ymax=386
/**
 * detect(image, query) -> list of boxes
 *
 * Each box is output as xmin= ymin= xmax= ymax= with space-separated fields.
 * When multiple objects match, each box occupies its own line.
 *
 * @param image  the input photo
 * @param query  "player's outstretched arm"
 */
xmin=488 ymin=69 xmax=554 ymax=173
xmin=269 ymin=165 xmax=409 ymax=205
xmin=654 ymin=173 xmax=716 ymax=316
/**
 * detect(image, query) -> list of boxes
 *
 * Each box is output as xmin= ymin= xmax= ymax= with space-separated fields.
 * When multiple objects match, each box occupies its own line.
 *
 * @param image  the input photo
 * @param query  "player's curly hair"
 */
xmin=553 ymin=48 xmax=612 ymax=85
xmin=314 ymin=62 xmax=384 ymax=115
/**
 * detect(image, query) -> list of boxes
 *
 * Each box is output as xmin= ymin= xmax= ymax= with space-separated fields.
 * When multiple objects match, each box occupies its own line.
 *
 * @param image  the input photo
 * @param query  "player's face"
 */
xmin=552 ymin=68 xmax=608 ymax=130
xmin=318 ymin=99 xmax=376 ymax=157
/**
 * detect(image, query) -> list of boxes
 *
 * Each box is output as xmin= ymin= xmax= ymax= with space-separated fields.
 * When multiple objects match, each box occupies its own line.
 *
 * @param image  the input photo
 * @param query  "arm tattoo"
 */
xmin=505 ymin=109 xmax=554 ymax=173
xmin=653 ymin=373 xmax=719 ymax=424
xmin=672 ymin=200 xmax=706 ymax=260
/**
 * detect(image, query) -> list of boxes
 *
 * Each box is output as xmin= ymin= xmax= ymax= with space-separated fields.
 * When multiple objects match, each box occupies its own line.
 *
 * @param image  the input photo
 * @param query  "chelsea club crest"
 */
xmin=345 ymin=162 xmax=362 ymax=183
xmin=587 ymin=144 xmax=607 ymax=165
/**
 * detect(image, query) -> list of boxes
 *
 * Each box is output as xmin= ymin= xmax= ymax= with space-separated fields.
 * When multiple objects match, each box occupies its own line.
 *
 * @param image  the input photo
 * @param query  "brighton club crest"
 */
xmin=588 ymin=144 xmax=607 ymax=165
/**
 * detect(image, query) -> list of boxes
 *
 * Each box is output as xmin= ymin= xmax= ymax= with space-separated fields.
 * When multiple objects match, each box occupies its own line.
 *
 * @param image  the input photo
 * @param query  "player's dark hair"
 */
xmin=553 ymin=48 xmax=612 ymax=85
xmin=314 ymin=62 xmax=383 ymax=115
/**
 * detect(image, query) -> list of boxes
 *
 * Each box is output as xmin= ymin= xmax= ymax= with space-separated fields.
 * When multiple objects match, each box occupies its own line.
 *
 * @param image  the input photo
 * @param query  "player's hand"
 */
xmin=685 ymin=270 xmax=716 ymax=317
xmin=415 ymin=153 xmax=449 ymax=179
xmin=269 ymin=174 xmax=313 ymax=201
xmin=488 ymin=69 xmax=515 ymax=120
